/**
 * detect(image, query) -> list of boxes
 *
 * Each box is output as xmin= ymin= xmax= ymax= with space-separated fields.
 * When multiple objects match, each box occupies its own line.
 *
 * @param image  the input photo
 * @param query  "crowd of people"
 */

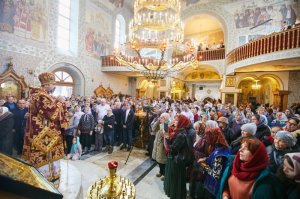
xmin=0 ymin=93 xmax=300 ymax=199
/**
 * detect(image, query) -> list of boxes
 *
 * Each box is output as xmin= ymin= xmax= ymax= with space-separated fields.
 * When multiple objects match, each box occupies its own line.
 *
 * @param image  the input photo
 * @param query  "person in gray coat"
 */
xmin=152 ymin=112 xmax=170 ymax=180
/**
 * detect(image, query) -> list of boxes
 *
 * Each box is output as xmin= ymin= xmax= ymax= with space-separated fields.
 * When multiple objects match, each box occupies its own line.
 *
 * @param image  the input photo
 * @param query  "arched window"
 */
xmin=57 ymin=0 xmax=79 ymax=55
xmin=114 ymin=14 xmax=126 ymax=48
xmin=53 ymin=71 xmax=74 ymax=97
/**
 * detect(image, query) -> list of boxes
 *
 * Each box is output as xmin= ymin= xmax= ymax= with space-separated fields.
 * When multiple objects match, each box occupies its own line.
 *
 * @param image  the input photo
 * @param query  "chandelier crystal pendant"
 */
xmin=114 ymin=0 xmax=198 ymax=81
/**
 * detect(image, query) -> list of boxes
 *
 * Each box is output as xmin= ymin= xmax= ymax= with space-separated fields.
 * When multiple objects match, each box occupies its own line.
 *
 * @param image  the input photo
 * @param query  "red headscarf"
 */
xmin=169 ymin=114 xmax=191 ymax=140
xmin=232 ymin=140 xmax=269 ymax=180
xmin=205 ymin=128 xmax=229 ymax=155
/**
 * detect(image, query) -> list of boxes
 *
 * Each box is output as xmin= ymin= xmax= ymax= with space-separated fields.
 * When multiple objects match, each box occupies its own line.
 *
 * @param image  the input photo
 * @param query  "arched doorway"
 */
xmin=136 ymin=79 xmax=159 ymax=99
xmin=53 ymin=71 xmax=74 ymax=97
xmin=237 ymin=76 xmax=281 ymax=106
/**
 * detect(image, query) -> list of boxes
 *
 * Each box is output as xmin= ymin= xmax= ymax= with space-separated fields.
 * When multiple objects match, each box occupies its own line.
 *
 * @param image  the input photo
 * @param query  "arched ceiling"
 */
xmin=184 ymin=14 xmax=223 ymax=37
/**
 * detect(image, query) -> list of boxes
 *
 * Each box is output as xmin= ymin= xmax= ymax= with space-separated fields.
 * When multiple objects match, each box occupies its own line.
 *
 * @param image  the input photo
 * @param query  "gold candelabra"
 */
xmin=86 ymin=161 xmax=136 ymax=199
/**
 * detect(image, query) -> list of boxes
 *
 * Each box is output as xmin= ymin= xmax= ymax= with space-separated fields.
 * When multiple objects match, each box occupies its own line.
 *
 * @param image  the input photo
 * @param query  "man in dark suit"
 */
xmin=113 ymin=101 xmax=123 ymax=146
xmin=4 ymin=96 xmax=17 ymax=112
xmin=121 ymin=102 xmax=135 ymax=151
xmin=12 ymin=99 xmax=28 ymax=155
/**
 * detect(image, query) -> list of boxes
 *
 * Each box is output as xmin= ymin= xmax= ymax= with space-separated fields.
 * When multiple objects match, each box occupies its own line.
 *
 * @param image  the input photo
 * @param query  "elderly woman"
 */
xmin=285 ymin=118 xmax=300 ymax=133
xmin=277 ymin=152 xmax=300 ymax=199
xmin=189 ymin=121 xmax=207 ymax=199
xmin=268 ymin=131 xmax=298 ymax=173
xmin=78 ymin=106 xmax=95 ymax=152
xmin=152 ymin=112 xmax=170 ymax=180
xmin=270 ymin=112 xmax=288 ymax=128
xmin=0 ymin=107 xmax=14 ymax=155
xmin=199 ymin=127 xmax=231 ymax=198
xmin=231 ymin=123 xmax=257 ymax=154
xmin=217 ymin=137 xmax=285 ymax=199
xmin=252 ymin=114 xmax=271 ymax=146
xmin=285 ymin=109 xmax=295 ymax=119
xmin=229 ymin=112 xmax=246 ymax=141
xmin=164 ymin=115 xmax=193 ymax=199
xmin=101 ymin=108 xmax=115 ymax=154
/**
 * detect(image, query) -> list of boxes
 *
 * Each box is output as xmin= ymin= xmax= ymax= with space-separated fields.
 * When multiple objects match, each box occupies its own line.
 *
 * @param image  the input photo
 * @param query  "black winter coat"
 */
xmin=0 ymin=112 xmax=14 ymax=155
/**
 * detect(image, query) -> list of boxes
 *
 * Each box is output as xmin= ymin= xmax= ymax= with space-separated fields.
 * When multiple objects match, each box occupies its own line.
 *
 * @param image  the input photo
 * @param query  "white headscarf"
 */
xmin=205 ymin=120 xmax=219 ymax=129
xmin=0 ymin=106 xmax=9 ymax=115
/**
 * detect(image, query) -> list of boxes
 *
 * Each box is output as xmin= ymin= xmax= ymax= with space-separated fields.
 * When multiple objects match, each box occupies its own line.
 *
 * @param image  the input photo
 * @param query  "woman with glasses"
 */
xmin=285 ymin=118 xmax=300 ymax=147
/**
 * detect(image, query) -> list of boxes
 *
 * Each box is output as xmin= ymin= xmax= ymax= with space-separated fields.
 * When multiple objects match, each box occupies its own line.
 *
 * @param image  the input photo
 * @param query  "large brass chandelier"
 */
xmin=114 ymin=0 xmax=198 ymax=81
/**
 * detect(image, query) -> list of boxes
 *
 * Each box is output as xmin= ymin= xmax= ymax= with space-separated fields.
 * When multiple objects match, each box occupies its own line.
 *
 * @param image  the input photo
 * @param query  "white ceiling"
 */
xmin=184 ymin=14 xmax=223 ymax=36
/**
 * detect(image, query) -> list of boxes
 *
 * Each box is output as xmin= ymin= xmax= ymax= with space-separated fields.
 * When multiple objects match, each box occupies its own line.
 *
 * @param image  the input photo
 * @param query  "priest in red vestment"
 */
xmin=22 ymin=72 xmax=69 ymax=185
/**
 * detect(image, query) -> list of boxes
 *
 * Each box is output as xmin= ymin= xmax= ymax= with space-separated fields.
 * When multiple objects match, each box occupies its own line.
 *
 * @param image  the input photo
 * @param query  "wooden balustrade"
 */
xmin=102 ymin=48 xmax=226 ymax=67
xmin=102 ymin=56 xmax=123 ymax=67
xmin=197 ymin=48 xmax=225 ymax=61
xmin=226 ymin=27 xmax=300 ymax=65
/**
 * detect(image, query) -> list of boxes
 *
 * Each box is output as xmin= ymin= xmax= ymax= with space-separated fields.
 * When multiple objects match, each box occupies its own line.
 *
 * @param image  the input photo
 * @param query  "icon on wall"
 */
xmin=225 ymin=77 xmax=236 ymax=87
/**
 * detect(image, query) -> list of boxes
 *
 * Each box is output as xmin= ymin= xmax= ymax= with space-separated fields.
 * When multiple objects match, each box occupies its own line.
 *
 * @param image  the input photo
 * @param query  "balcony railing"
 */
xmin=226 ymin=27 xmax=300 ymax=65
xmin=102 ymin=49 xmax=226 ymax=67
xmin=197 ymin=48 xmax=225 ymax=61
xmin=102 ymin=56 xmax=123 ymax=67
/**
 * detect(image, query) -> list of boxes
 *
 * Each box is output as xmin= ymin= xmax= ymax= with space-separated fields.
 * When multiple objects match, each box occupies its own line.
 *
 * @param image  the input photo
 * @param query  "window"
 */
xmin=114 ymin=15 xmax=126 ymax=48
xmin=57 ymin=0 xmax=79 ymax=54
xmin=53 ymin=71 xmax=74 ymax=97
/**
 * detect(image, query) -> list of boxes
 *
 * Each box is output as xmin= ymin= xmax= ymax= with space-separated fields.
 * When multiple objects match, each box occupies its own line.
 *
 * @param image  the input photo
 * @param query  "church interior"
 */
xmin=0 ymin=0 xmax=300 ymax=199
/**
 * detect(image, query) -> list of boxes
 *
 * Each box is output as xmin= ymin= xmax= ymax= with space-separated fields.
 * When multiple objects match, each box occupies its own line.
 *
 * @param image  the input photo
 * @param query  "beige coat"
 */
xmin=152 ymin=122 xmax=167 ymax=164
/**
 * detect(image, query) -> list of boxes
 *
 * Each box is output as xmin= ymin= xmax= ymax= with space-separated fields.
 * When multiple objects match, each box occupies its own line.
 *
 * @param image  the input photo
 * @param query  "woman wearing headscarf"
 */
xmin=285 ymin=108 xmax=295 ymax=119
xmin=67 ymin=137 xmax=82 ymax=160
xmin=229 ymin=111 xmax=246 ymax=141
xmin=251 ymin=114 xmax=271 ymax=146
xmin=217 ymin=137 xmax=285 ymax=199
xmin=164 ymin=115 xmax=193 ymax=199
xmin=0 ymin=106 xmax=14 ymax=155
xmin=198 ymin=127 xmax=231 ymax=198
xmin=230 ymin=123 xmax=257 ymax=154
xmin=189 ymin=121 xmax=207 ymax=199
xmin=270 ymin=112 xmax=288 ymax=128
xmin=152 ymin=112 xmax=170 ymax=180
xmin=277 ymin=152 xmax=300 ymax=199
xmin=268 ymin=131 xmax=298 ymax=173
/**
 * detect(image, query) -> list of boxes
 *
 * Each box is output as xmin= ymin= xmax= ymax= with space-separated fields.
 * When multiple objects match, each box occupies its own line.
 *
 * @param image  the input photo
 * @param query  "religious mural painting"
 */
xmin=85 ymin=1 xmax=111 ymax=59
xmin=0 ymin=0 xmax=48 ymax=42
xmin=223 ymin=0 xmax=298 ymax=30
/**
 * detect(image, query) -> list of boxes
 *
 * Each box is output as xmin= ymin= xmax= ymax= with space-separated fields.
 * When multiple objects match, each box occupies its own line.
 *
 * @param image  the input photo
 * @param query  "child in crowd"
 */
xmin=67 ymin=137 xmax=82 ymax=160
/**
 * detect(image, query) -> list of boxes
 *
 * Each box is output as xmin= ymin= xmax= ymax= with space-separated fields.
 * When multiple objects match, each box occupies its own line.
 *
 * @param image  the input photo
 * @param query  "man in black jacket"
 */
xmin=121 ymin=102 xmax=135 ymax=151
xmin=113 ymin=102 xmax=123 ymax=146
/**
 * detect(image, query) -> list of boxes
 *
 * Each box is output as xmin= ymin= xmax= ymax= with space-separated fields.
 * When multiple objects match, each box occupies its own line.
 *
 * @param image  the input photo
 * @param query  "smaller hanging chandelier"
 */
xmin=251 ymin=80 xmax=261 ymax=90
